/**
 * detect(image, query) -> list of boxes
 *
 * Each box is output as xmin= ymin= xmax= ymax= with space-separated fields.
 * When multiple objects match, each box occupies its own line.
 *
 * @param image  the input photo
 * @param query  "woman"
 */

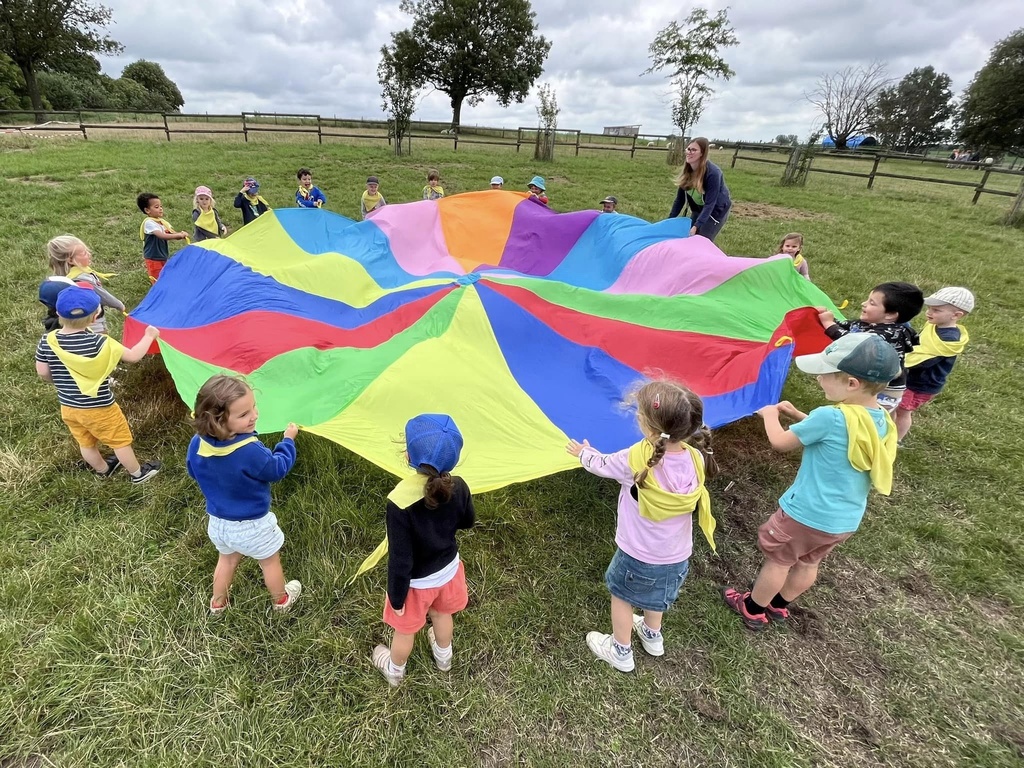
xmin=668 ymin=137 xmax=732 ymax=242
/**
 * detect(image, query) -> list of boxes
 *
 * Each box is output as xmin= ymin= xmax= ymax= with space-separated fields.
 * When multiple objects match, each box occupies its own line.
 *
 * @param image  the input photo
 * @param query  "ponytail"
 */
xmin=420 ymin=465 xmax=455 ymax=509
xmin=633 ymin=433 xmax=669 ymax=489
xmin=690 ymin=425 xmax=718 ymax=477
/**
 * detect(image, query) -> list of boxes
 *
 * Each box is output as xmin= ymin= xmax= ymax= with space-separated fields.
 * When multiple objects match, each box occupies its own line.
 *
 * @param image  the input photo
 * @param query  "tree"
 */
xmin=807 ymin=62 xmax=889 ymax=149
xmin=958 ymin=28 xmax=1024 ymax=156
xmin=0 ymin=0 xmax=122 ymax=115
xmin=388 ymin=0 xmax=550 ymax=132
xmin=533 ymin=82 xmax=559 ymax=161
xmin=121 ymin=60 xmax=184 ymax=111
xmin=0 ymin=52 xmax=27 ymax=108
xmin=36 ymin=69 xmax=110 ymax=109
xmin=378 ymin=45 xmax=418 ymax=157
xmin=871 ymin=66 xmax=953 ymax=152
xmin=774 ymin=134 xmax=799 ymax=146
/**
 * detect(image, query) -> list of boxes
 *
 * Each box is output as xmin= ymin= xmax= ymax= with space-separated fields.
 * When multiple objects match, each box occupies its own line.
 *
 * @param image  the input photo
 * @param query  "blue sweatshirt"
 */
xmin=668 ymin=161 xmax=732 ymax=228
xmin=186 ymin=432 xmax=296 ymax=521
xmin=296 ymin=186 xmax=326 ymax=208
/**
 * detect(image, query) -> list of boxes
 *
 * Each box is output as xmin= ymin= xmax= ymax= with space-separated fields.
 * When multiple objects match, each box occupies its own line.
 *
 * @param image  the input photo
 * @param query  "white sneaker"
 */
xmin=272 ymin=580 xmax=302 ymax=612
xmin=372 ymin=645 xmax=404 ymax=687
xmin=427 ymin=626 xmax=452 ymax=671
xmin=632 ymin=614 xmax=665 ymax=656
xmin=586 ymin=631 xmax=635 ymax=672
xmin=209 ymin=598 xmax=228 ymax=616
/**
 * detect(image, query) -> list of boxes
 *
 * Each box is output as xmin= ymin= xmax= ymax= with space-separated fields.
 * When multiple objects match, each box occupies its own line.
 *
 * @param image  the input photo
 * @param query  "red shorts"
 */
xmin=144 ymin=259 xmax=165 ymax=282
xmin=898 ymin=390 xmax=936 ymax=412
xmin=757 ymin=509 xmax=853 ymax=566
xmin=383 ymin=561 xmax=469 ymax=634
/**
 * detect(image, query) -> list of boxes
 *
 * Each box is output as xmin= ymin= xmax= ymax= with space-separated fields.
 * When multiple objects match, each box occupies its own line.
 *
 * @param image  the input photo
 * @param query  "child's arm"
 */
xmin=385 ymin=504 xmax=414 ymax=613
xmin=776 ymin=400 xmax=807 ymax=422
xmin=233 ymin=192 xmax=245 ymax=209
xmin=121 ymin=325 xmax=160 ymax=363
xmin=251 ymin=425 xmax=299 ymax=482
xmin=150 ymin=229 xmax=189 ymax=241
xmin=566 ymin=439 xmax=634 ymax=483
xmin=458 ymin=481 xmax=476 ymax=530
xmin=94 ymin=283 xmax=126 ymax=313
xmin=36 ymin=360 xmax=52 ymax=383
xmin=757 ymin=405 xmax=803 ymax=452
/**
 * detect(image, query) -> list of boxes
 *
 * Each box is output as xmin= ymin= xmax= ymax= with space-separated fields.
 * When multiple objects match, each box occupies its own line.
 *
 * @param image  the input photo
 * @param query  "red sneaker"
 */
xmin=720 ymin=587 xmax=769 ymax=631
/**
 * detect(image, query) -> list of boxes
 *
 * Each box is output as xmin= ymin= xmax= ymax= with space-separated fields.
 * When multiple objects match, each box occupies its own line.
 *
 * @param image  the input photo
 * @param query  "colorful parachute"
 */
xmin=126 ymin=192 xmax=835 ymax=492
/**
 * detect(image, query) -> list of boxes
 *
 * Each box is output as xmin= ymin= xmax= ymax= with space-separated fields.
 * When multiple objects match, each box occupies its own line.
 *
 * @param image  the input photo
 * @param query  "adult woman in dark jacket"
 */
xmin=668 ymin=136 xmax=732 ymax=241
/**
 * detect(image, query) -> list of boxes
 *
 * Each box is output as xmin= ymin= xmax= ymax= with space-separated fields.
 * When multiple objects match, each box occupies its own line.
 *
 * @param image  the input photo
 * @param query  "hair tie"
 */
xmin=652 ymin=393 xmax=661 ymax=409
xmin=659 ymin=432 xmax=670 ymax=440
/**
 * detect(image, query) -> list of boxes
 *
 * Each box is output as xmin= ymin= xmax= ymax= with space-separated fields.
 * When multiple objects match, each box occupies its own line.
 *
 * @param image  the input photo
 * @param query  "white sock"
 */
xmin=432 ymin=641 xmax=453 ymax=661
xmin=641 ymin=622 xmax=662 ymax=639
xmin=388 ymin=659 xmax=406 ymax=676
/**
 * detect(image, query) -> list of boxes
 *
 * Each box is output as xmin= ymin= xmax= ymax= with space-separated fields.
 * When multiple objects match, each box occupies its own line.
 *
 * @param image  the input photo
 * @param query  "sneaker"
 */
xmin=92 ymin=455 xmax=121 ymax=478
xmin=427 ymin=626 xmax=452 ymax=672
xmin=586 ymin=631 xmax=635 ymax=673
xmin=129 ymin=461 xmax=162 ymax=484
xmin=720 ymin=587 xmax=769 ymax=631
xmin=765 ymin=603 xmax=790 ymax=624
xmin=272 ymin=580 xmax=302 ymax=612
xmin=631 ymin=614 xmax=665 ymax=656
xmin=372 ymin=645 xmax=404 ymax=687
xmin=209 ymin=598 xmax=228 ymax=616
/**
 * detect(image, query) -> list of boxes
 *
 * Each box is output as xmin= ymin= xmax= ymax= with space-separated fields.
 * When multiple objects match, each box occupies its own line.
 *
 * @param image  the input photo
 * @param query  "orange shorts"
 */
xmin=144 ymin=259 xmax=165 ymax=282
xmin=383 ymin=561 xmax=469 ymax=634
xmin=61 ymin=403 xmax=133 ymax=449
xmin=757 ymin=508 xmax=853 ymax=566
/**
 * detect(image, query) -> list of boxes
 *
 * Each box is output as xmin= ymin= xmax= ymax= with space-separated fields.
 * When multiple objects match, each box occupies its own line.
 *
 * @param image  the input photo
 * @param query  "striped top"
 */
xmin=36 ymin=331 xmax=115 ymax=408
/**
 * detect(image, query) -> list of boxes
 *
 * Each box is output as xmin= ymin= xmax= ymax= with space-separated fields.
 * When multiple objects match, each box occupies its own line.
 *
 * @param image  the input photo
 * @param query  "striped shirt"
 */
xmin=36 ymin=332 xmax=115 ymax=408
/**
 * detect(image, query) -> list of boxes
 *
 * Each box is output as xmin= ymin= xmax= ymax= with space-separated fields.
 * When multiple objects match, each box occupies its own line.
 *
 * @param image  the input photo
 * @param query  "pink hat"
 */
xmin=194 ymin=185 xmax=213 ymax=197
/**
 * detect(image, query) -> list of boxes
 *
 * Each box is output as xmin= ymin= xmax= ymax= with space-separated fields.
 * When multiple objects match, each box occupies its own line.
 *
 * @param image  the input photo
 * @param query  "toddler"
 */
xmin=295 ymin=168 xmax=326 ymax=208
xmin=233 ymin=177 xmax=271 ymax=225
xmin=137 ymin=192 xmax=189 ymax=282
xmin=192 ymin=186 xmax=229 ymax=241
xmin=47 ymin=235 xmax=125 ymax=335
xmin=361 ymin=176 xmax=386 ymax=219
xmin=527 ymin=175 xmax=549 ymax=206
xmin=777 ymin=232 xmax=808 ymax=279
xmin=422 ymin=169 xmax=445 ymax=200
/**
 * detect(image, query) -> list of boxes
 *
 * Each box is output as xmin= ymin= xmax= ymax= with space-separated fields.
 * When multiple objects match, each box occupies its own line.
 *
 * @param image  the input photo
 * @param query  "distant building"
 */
xmin=603 ymin=125 xmax=641 ymax=137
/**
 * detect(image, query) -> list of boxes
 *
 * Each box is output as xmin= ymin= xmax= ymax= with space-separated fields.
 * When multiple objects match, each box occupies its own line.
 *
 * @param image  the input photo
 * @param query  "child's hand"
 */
xmin=394 ymin=605 xmax=405 ymax=616
xmin=776 ymin=401 xmax=805 ymax=421
xmin=816 ymin=306 xmax=835 ymax=327
xmin=178 ymin=232 xmax=189 ymax=240
xmin=756 ymin=404 xmax=779 ymax=419
xmin=284 ymin=423 xmax=299 ymax=440
xmin=565 ymin=438 xmax=590 ymax=457
xmin=144 ymin=325 xmax=160 ymax=339
xmin=689 ymin=226 xmax=698 ymax=236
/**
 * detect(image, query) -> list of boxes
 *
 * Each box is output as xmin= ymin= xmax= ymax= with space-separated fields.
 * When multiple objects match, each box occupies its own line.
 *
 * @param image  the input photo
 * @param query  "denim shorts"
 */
xmin=604 ymin=548 xmax=689 ymax=612
xmin=207 ymin=512 xmax=284 ymax=561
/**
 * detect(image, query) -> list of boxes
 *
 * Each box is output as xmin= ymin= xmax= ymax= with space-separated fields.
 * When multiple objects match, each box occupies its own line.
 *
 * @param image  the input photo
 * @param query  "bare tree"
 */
xmin=533 ymin=83 xmax=559 ymax=161
xmin=806 ymin=62 xmax=889 ymax=149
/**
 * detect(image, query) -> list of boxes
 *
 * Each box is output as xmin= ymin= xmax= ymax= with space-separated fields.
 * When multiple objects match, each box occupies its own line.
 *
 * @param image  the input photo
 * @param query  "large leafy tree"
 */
xmin=958 ymin=28 xmax=1024 ymax=156
xmin=807 ymin=62 xmax=889 ymax=149
xmin=871 ymin=66 xmax=953 ymax=152
xmin=387 ymin=0 xmax=550 ymax=132
xmin=121 ymin=59 xmax=183 ymax=112
xmin=0 ymin=0 xmax=122 ymax=114
xmin=0 ymin=52 xmax=26 ymax=108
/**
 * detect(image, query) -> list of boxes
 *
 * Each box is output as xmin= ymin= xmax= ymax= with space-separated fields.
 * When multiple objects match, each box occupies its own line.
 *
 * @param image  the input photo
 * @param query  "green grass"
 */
xmin=1 ymin=137 xmax=1023 ymax=767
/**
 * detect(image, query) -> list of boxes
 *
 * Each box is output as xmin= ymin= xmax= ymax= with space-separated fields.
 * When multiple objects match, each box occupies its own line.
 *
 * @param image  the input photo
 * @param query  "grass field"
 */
xmin=1 ymin=138 xmax=1022 ymax=768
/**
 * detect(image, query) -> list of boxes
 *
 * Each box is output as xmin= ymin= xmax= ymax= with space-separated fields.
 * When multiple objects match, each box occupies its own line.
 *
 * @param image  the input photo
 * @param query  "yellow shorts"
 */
xmin=61 ymin=403 xmax=133 ymax=450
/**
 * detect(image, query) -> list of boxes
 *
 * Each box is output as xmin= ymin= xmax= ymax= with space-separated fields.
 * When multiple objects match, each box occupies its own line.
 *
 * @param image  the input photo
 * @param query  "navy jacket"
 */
xmin=669 ymin=161 xmax=732 ymax=228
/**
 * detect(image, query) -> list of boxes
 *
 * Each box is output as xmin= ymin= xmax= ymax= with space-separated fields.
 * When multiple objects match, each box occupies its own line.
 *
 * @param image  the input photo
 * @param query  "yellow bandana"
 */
xmin=46 ymin=331 xmax=124 ymax=397
xmin=362 ymin=190 xmax=384 ymax=211
xmin=194 ymin=207 xmax=220 ymax=237
xmin=626 ymin=440 xmax=717 ymax=552
xmin=243 ymin=193 xmax=271 ymax=209
xmin=140 ymin=217 xmax=190 ymax=244
xmin=792 ymin=254 xmax=805 ymax=269
xmin=196 ymin=435 xmax=258 ymax=457
xmin=67 ymin=265 xmax=116 ymax=281
xmin=298 ymin=187 xmax=323 ymax=207
xmin=905 ymin=323 xmax=969 ymax=368
xmin=836 ymin=404 xmax=896 ymax=495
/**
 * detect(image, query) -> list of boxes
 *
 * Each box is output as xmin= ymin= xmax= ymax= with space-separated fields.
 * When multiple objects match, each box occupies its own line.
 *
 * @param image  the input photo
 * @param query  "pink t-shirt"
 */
xmin=578 ymin=444 xmax=701 ymax=565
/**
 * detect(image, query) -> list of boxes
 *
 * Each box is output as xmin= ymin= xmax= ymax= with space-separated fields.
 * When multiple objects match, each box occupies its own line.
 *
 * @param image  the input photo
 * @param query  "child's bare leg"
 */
xmin=79 ymin=445 xmax=108 ymax=472
xmin=390 ymin=632 xmax=416 ymax=666
xmin=427 ymin=608 xmax=454 ymax=648
xmin=750 ymin=560 xmax=793 ymax=607
xmin=212 ymin=552 xmax=243 ymax=607
xmin=894 ymin=407 xmax=912 ymax=440
xmin=112 ymin=445 xmax=141 ymax=475
xmin=779 ymin=561 xmax=820 ymax=603
xmin=610 ymin=595 xmax=634 ymax=645
xmin=641 ymin=609 xmax=664 ymax=632
xmin=257 ymin=551 xmax=286 ymax=601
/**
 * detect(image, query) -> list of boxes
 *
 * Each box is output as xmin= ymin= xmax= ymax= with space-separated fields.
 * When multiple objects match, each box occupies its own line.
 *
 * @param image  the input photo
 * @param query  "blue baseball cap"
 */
xmin=55 ymin=285 xmax=100 ymax=319
xmin=38 ymin=276 xmax=76 ymax=310
xmin=406 ymin=414 xmax=463 ymax=474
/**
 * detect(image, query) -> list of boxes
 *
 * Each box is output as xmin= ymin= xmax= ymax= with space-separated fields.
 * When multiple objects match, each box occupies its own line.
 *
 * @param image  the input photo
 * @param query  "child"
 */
xmin=192 ymin=186 xmax=229 ymax=241
xmin=38 ymin=276 xmax=76 ymax=332
xmin=566 ymin=380 xmax=717 ymax=673
xmin=47 ymin=235 xmax=125 ymax=335
xmin=372 ymin=414 xmax=475 ymax=686
xmin=600 ymin=195 xmax=619 ymax=214
xmin=722 ymin=333 xmax=899 ymax=630
xmin=894 ymin=287 xmax=974 ymax=442
xmin=186 ymin=375 xmax=302 ymax=615
xmin=777 ymin=232 xmax=809 ymax=279
xmin=137 ymin=192 xmax=190 ymax=282
xmin=422 ymin=169 xmax=445 ymax=200
xmin=35 ymin=286 xmax=162 ymax=483
xmin=527 ymin=175 xmax=549 ymax=206
xmin=816 ymin=281 xmax=923 ymax=412
xmin=361 ymin=176 xmax=386 ymax=219
xmin=295 ymin=168 xmax=326 ymax=209
xmin=233 ymin=177 xmax=271 ymax=225
xmin=490 ymin=176 xmax=504 ymax=190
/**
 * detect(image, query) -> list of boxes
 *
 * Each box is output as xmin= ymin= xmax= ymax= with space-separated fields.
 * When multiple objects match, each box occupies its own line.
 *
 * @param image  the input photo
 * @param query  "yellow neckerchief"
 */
xmin=362 ymin=190 xmax=384 ymax=210
xmin=835 ymin=403 xmax=896 ymax=495
xmin=67 ymin=264 xmax=116 ymax=280
xmin=140 ymin=217 xmax=190 ymax=244
xmin=196 ymin=435 xmax=259 ymax=457
xmin=46 ymin=331 xmax=124 ymax=397
xmin=243 ymin=192 xmax=270 ymax=208
xmin=297 ymin=186 xmax=322 ymax=206
xmin=792 ymin=253 xmax=805 ymax=269
xmin=905 ymin=323 xmax=969 ymax=368
xmin=194 ymin=206 xmax=220 ymax=236
xmin=347 ymin=473 xmax=427 ymax=584
xmin=423 ymin=185 xmax=445 ymax=198
xmin=626 ymin=440 xmax=716 ymax=552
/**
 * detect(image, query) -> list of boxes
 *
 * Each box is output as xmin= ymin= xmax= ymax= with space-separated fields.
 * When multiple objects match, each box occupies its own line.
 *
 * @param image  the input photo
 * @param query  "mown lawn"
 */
xmin=0 ymin=137 xmax=1022 ymax=767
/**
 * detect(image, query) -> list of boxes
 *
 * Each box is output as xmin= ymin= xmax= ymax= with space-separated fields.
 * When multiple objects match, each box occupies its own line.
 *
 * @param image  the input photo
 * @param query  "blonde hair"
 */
xmin=192 ymin=374 xmax=252 ymax=440
xmin=58 ymin=312 xmax=96 ymax=330
xmin=193 ymin=192 xmax=216 ymax=211
xmin=778 ymin=232 xmax=803 ymax=254
xmin=674 ymin=136 xmax=710 ymax=195
xmin=47 ymin=234 xmax=87 ymax=276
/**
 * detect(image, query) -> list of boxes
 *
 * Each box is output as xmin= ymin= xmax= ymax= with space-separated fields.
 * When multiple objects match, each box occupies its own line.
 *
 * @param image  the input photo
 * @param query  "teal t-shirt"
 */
xmin=780 ymin=405 xmax=889 ymax=534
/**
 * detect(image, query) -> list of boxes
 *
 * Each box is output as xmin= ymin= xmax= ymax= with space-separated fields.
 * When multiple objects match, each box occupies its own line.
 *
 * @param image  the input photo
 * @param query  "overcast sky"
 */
xmin=94 ymin=0 xmax=1014 ymax=141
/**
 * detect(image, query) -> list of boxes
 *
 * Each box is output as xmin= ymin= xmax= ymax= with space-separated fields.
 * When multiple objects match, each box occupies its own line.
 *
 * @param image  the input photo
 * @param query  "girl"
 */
xmin=527 ymin=175 xmax=549 ymax=206
xmin=47 ymin=235 xmax=125 ymax=335
xmin=777 ymin=232 xmax=809 ymax=279
xmin=422 ymin=169 xmax=445 ymax=200
xmin=186 ymin=375 xmax=302 ymax=615
xmin=192 ymin=186 xmax=229 ymax=241
xmin=668 ymin=136 xmax=732 ymax=242
xmin=233 ymin=177 xmax=271 ymax=226
xmin=372 ymin=414 xmax=475 ymax=686
xmin=566 ymin=380 xmax=717 ymax=673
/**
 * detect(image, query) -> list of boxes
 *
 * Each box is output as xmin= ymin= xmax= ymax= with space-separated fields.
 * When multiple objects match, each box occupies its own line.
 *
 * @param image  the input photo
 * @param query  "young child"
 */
xmin=777 ymin=232 xmax=809 ymax=279
xmin=816 ymin=281 xmax=923 ymax=412
xmin=186 ymin=375 xmax=302 ymax=615
xmin=295 ymin=168 xmax=326 ymax=209
xmin=490 ymin=176 xmax=504 ymax=190
xmin=192 ymin=186 xmax=229 ymax=241
xmin=233 ymin=177 xmax=271 ymax=226
xmin=361 ymin=176 xmax=386 ymax=219
xmin=894 ymin=287 xmax=974 ymax=442
xmin=721 ymin=333 xmax=900 ymax=630
xmin=527 ymin=175 xmax=549 ymax=206
xmin=137 ymin=192 xmax=190 ymax=282
xmin=38 ymin=276 xmax=76 ymax=332
xmin=422 ymin=169 xmax=445 ymax=200
xmin=35 ymin=286 xmax=162 ymax=482
xmin=600 ymin=195 xmax=619 ymax=214
xmin=47 ymin=235 xmax=125 ymax=335
xmin=372 ymin=414 xmax=475 ymax=686
xmin=566 ymin=380 xmax=717 ymax=673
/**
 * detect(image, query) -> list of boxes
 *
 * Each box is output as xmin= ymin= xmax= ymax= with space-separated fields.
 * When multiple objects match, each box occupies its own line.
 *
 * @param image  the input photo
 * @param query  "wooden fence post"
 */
xmin=453 ymin=130 xmax=458 ymax=152
xmin=163 ymin=113 xmax=171 ymax=142
xmin=242 ymin=113 xmax=248 ymax=143
xmin=316 ymin=115 xmax=322 ymax=145
xmin=630 ymin=134 xmax=638 ymax=159
xmin=516 ymin=127 xmax=522 ymax=153
xmin=972 ymin=168 xmax=992 ymax=205
xmin=731 ymin=143 xmax=740 ymax=169
xmin=1006 ymin=179 xmax=1024 ymax=225
xmin=78 ymin=111 xmax=87 ymax=140
xmin=867 ymin=153 xmax=883 ymax=189
xmin=575 ymin=130 xmax=581 ymax=157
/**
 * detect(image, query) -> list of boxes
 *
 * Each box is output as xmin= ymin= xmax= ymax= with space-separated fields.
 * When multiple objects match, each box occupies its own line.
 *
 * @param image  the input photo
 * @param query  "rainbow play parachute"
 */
xmin=125 ymin=192 xmax=834 ymax=492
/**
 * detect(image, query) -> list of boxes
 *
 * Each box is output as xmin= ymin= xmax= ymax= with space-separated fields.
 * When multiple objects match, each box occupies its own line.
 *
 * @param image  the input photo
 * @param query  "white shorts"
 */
xmin=877 ymin=386 xmax=905 ymax=413
xmin=207 ymin=512 xmax=284 ymax=561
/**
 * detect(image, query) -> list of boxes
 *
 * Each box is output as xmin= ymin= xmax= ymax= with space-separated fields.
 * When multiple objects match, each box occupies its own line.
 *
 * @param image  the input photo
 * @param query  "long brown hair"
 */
xmin=674 ymin=136 xmax=710 ymax=195
xmin=418 ymin=465 xmax=455 ymax=509
xmin=630 ymin=379 xmax=717 ymax=488
xmin=193 ymin=374 xmax=252 ymax=440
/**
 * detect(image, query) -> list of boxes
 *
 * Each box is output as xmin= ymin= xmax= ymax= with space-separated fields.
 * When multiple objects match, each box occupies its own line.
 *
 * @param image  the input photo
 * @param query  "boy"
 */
xmin=38 ymin=276 xmax=76 ymax=331
xmin=295 ymin=168 xmax=326 ymax=208
xmin=600 ymin=195 xmax=619 ymax=214
xmin=489 ymin=176 xmax=504 ymax=190
xmin=815 ymin=281 xmax=923 ymax=412
xmin=721 ymin=333 xmax=901 ymax=630
xmin=233 ymin=177 xmax=271 ymax=225
xmin=361 ymin=176 xmax=386 ymax=219
xmin=422 ymin=169 xmax=445 ymax=200
xmin=894 ymin=287 xmax=974 ymax=441
xmin=137 ymin=193 xmax=190 ymax=282
xmin=36 ymin=286 xmax=162 ymax=483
